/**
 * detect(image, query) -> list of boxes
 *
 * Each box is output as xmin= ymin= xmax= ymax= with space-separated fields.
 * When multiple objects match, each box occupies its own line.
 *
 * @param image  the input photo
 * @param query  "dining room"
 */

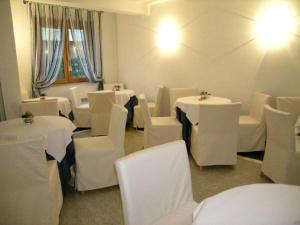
xmin=0 ymin=0 xmax=300 ymax=225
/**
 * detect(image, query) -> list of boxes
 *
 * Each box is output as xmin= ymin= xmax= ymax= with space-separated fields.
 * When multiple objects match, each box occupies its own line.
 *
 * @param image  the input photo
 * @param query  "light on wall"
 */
xmin=156 ymin=19 xmax=180 ymax=53
xmin=255 ymin=3 xmax=295 ymax=48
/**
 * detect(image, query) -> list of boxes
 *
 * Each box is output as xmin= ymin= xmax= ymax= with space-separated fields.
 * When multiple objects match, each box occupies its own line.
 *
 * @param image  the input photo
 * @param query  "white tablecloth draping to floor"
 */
xmin=174 ymin=96 xmax=232 ymax=124
xmin=0 ymin=116 xmax=76 ymax=162
xmin=192 ymin=184 xmax=300 ymax=225
xmin=95 ymin=89 xmax=135 ymax=106
xmin=23 ymin=97 xmax=72 ymax=117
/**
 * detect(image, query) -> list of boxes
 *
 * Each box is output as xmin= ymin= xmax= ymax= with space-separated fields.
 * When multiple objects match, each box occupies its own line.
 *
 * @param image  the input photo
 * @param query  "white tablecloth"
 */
xmin=23 ymin=97 xmax=72 ymax=117
xmin=174 ymin=96 xmax=232 ymax=124
xmin=0 ymin=116 xmax=76 ymax=162
xmin=192 ymin=184 xmax=300 ymax=225
xmin=96 ymin=89 xmax=135 ymax=106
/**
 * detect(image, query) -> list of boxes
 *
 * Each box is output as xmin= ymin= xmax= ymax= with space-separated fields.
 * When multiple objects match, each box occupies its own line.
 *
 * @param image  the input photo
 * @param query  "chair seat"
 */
xmin=152 ymin=117 xmax=181 ymax=127
xmin=77 ymin=103 xmax=89 ymax=110
xmin=153 ymin=201 xmax=198 ymax=225
xmin=239 ymin=115 xmax=260 ymax=125
xmin=75 ymin=136 xmax=115 ymax=156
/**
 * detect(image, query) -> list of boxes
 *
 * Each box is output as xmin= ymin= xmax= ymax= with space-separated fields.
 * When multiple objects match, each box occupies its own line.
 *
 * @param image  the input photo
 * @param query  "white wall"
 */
xmin=0 ymin=0 xmax=22 ymax=119
xmin=10 ymin=0 xmax=32 ymax=99
xmin=116 ymin=0 xmax=300 ymax=113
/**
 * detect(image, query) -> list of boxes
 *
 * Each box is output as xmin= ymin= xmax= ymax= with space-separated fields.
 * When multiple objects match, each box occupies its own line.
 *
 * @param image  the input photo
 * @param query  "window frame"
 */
xmin=55 ymin=26 xmax=88 ymax=84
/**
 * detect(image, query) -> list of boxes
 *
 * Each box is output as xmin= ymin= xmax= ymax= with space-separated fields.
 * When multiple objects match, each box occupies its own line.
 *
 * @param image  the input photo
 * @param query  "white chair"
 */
xmin=277 ymin=96 xmax=300 ymax=125
xmin=262 ymin=105 xmax=300 ymax=185
xmin=169 ymin=87 xmax=199 ymax=116
xmin=88 ymin=91 xmax=116 ymax=136
xmin=238 ymin=92 xmax=271 ymax=152
xmin=133 ymin=85 xmax=164 ymax=128
xmin=104 ymin=82 xmax=125 ymax=90
xmin=0 ymin=138 xmax=63 ymax=225
xmin=69 ymin=87 xmax=90 ymax=128
xmin=75 ymin=104 xmax=128 ymax=191
xmin=191 ymin=103 xmax=241 ymax=166
xmin=21 ymin=99 xmax=59 ymax=116
xmin=115 ymin=140 xmax=198 ymax=225
xmin=138 ymin=94 xmax=182 ymax=148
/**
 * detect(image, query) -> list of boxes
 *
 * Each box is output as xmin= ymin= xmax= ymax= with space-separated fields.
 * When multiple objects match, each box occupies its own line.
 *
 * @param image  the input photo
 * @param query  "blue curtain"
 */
xmin=29 ymin=3 xmax=66 ymax=96
xmin=67 ymin=9 xmax=103 ymax=89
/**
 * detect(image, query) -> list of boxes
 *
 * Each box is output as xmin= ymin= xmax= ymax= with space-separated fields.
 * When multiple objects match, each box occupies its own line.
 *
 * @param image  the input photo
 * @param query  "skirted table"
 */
xmin=174 ymin=96 xmax=232 ymax=150
xmin=0 ymin=116 xmax=76 ymax=193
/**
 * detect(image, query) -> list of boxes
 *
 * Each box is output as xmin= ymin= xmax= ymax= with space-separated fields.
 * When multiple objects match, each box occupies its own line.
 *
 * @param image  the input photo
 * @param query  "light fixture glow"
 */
xmin=156 ymin=19 xmax=180 ymax=53
xmin=255 ymin=3 xmax=295 ymax=48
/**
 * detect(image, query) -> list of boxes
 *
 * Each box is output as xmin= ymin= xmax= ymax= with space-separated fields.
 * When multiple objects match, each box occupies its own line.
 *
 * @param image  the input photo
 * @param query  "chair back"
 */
xmin=276 ymin=96 xmax=300 ymax=124
xmin=0 ymin=138 xmax=52 ymax=225
xmin=88 ymin=91 xmax=116 ymax=135
xmin=249 ymin=92 xmax=271 ymax=122
xmin=262 ymin=105 xmax=297 ymax=183
xmin=169 ymin=88 xmax=199 ymax=113
xmin=153 ymin=85 xmax=164 ymax=117
xmin=108 ymin=104 xmax=128 ymax=148
xmin=264 ymin=105 xmax=295 ymax=154
xmin=104 ymin=83 xmax=125 ymax=90
xmin=115 ymin=140 xmax=193 ymax=225
xmin=197 ymin=103 xmax=241 ymax=163
xmin=138 ymin=94 xmax=152 ymax=126
xmin=69 ymin=87 xmax=81 ymax=108
xmin=21 ymin=99 xmax=59 ymax=116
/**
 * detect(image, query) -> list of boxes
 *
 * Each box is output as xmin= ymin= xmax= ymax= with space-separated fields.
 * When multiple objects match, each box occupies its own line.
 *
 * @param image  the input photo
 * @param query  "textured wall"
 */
xmin=116 ymin=0 xmax=300 ymax=113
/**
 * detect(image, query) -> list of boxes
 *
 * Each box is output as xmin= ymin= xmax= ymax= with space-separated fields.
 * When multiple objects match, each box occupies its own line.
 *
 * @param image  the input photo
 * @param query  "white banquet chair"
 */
xmin=261 ymin=105 xmax=300 ymax=185
xmin=0 ymin=138 xmax=63 ymax=225
xmin=21 ymin=99 xmax=59 ymax=116
xmin=104 ymin=82 xmax=125 ymax=90
xmin=88 ymin=91 xmax=116 ymax=136
xmin=115 ymin=140 xmax=197 ymax=225
xmin=69 ymin=87 xmax=90 ymax=128
xmin=169 ymin=87 xmax=199 ymax=116
xmin=133 ymin=85 xmax=164 ymax=128
xmin=238 ymin=92 xmax=271 ymax=152
xmin=138 ymin=94 xmax=182 ymax=148
xmin=191 ymin=103 xmax=241 ymax=166
xmin=75 ymin=104 xmax=128 ymax=191
xmin=277 ymin=96 xmax=300 ymax=124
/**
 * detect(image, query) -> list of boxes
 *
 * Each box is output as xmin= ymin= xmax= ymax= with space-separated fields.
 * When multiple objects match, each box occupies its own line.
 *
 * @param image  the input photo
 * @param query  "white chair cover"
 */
xmin=277 ymin=96 xmax=300 ymax=125
xmin=88 ymin=91 xmax=116 ymax=136
xmin=133 ymin=85 xmax=164 ymax=128
xmin=262 ymin=105 xmax=300 ymax=185
xmin=69 ymin=87 xmax=90 ymax=127
xmin=169 ymin=88 xmax=199 ymax=116
xmin=138 ymin=94 xmax=182 ymax=148
xmin=115 ymin=140 xmax=197 ymax=225
xmin=21 ymin=99 xmax=59 ymax=116
xmin=75 ymin=104 xmax=128 ymax=191
xmin=238 ymin=92 xmax=271 ymax=152
xmin=104 ymin=83 xmax=125 ymax=90
xmin=191 ymin=103 xmax=241 ymax=166
xmin=0 ymin=138 xmax=63 ymax=225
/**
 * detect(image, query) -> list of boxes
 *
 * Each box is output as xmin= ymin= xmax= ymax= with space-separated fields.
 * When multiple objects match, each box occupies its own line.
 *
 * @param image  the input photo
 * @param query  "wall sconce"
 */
xmin=156 ymin=19 xmax=180 ymax=53
xmin=255 ymin=3 xmax=295 ymax=49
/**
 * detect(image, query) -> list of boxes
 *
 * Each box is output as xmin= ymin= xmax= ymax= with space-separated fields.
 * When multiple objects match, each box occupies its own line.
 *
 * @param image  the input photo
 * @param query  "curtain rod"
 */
xmin=23 ymin=0 xmax=103 ymax=13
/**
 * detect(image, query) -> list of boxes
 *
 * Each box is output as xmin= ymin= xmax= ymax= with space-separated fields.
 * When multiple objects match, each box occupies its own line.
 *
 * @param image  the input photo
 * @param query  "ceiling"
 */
xmin=28 ymin=0 xmax=169 ymax=15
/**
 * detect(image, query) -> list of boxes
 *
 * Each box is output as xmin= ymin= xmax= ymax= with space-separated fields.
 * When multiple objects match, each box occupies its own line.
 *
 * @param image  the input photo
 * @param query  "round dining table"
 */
xmin=192 ymin=184 xmax=300 ymax=225
xmin=0 ymin=116 xmax=76 ymax=162
xmin=23 ymin=97 xmax=72 ymax=117
xmin=174 ymin=96 xmax=232 ymax=125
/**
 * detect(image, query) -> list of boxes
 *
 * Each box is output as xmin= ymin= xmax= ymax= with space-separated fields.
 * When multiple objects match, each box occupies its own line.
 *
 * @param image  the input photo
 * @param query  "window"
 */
xmin=54 ymin=29 xmax=87 ymax=84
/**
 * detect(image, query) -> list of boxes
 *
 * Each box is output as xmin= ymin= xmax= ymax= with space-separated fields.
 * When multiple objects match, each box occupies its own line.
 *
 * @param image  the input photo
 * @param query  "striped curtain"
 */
xmin=28 ymin=3 xmax=66 ymax=96
xmin=67 ymin=9 xmax=103 ymax=86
